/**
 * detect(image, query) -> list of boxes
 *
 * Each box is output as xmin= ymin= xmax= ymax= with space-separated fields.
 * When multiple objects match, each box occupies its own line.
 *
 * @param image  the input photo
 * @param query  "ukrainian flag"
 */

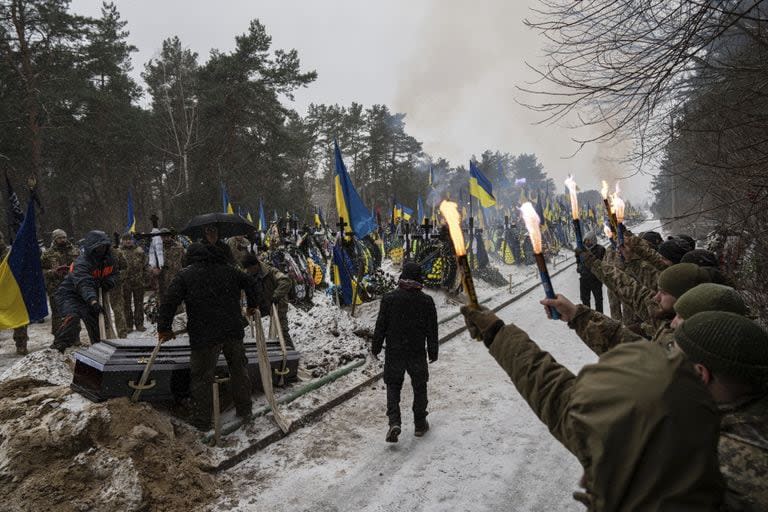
xmin=125 ymin=190 xmax=137 ymax=233
xmin=334 ymin=140 xmax=375 ymax=237
xmin=469 ymin=161 xmax=496 ymax=208
xmin=400 ymin=205 xmax=413 ymax=221
xmin=0 ymin=200 xmax=48 ymax=329
xmin=258 ymin=200 xmax=266 ymax=231
xmin=221 ymin=184 xmax=234 ymax=214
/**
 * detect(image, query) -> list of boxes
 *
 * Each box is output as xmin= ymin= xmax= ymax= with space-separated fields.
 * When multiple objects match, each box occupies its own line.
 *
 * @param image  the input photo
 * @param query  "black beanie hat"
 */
xmin=657 ymin=239 xmax=689 ymax=264
xmin=675 ymin=311 xmax=768 ymax=382
xmin=674 ymin=235 xmax=696 ymax=252
xmin=400 ymin=262 xmax=423 ymax=283
xmin=641 ymin=231 xmax=663 ymax=248
xmin=680 ymin=249 xmax=718 ymax=268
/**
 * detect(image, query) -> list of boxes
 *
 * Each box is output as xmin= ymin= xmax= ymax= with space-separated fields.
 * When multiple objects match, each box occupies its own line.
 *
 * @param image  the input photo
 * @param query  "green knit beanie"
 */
xmin=675 ymin=311 xmax=768 ymax=382
xmin=674 ymin=284 xmax=747 ymax=320
xmin=657 ymin=263 xmax=712 ymax=299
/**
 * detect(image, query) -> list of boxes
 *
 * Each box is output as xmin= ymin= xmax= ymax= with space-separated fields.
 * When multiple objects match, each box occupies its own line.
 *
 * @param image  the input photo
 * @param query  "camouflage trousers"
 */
xmin=122 ymin=284 xmax=144 ymax=330
xmin=109 ymin=287 xmax=128 ymax=338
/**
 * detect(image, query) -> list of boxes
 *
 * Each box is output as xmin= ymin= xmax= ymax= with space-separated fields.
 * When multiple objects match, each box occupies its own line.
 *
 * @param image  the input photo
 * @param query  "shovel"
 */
xmin=129 ymin=328 xmax=187 ymax=402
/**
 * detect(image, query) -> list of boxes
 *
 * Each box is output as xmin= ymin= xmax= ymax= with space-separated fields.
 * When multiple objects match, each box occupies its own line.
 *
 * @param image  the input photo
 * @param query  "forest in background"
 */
xmin=1 ymin=1 xmax=564 ymax=239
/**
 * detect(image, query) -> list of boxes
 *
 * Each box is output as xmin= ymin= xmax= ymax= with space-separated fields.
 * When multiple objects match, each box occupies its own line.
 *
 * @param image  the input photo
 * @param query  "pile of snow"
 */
xmin=0 ymin=378 xmax=217 ymax=512
xmin=289 ymin=293 xmax=377 ymax=377
xmin=0 ymin=348 xmax=73 ymax=386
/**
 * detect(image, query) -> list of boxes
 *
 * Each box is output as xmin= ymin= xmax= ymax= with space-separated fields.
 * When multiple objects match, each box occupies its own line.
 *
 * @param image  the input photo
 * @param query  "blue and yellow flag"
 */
xmin=334 ymin=140 xmax=376 ymax=237
xmin=221 ymin=184 xmax=234 ymax=214
xmin=258 ymin=200 xmax=266 ymax=231
xmin=469 ymin=161 xmax=496 ymax=208
xmin=0 ymin=200 xmax=48 ymax=329
xmin=125 ymin=190 xmax=136 ymax=234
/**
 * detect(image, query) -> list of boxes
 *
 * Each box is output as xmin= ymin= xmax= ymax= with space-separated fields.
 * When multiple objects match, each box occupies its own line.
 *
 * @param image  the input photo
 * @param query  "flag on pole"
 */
xmin=469 ymin=161 xmax=496 ymax=208
xmin=334 ymin=140 xmax=376 ymax=237
xmin=221 ymin=184 xmax=234 ymax=214
xmin=125 ymin=190 xmax=137 ymax=233
xmin=0 ymin=199 xmax=48 ymax=328
xmin=246 ymin=210 xmax=254 ymax=223
xmin=258 ymin=200 xmax=266 ymax=231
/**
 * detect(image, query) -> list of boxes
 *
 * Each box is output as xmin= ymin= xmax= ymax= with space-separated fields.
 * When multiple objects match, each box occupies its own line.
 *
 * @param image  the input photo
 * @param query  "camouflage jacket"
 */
xmin=226 ymin=237 xmax=251 ymax=265
xmin=569 ymin=305 xmax=674 ymax=355
xmin=623 ymin=235 xmax=668 ymax=291
xmin=120 ymin=246 xmax=147 ymax=288
xmin=719 ymin=394 xmax=768 ymax=512
xmin=253 ymin=259 xmax=292 ymax=312
xmin=162 ymin=240 xmax=185 ymax=279
xmin=40 ymin=242 xmax=81 ymax=293
xmin=585 ymin=254 xmax=663 ymax=333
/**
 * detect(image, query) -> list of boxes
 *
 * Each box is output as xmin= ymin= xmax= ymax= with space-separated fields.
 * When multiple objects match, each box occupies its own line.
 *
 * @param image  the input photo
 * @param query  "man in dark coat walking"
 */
xmin=51 ymin=230 xmax=118 ymax=352
xmin=577 ymin=231 xmax=606 ymax=313
xmin=372 ymin=262 xmax=438 ymax=442
xmin=157 ymin=242 xmax=259 ymax=431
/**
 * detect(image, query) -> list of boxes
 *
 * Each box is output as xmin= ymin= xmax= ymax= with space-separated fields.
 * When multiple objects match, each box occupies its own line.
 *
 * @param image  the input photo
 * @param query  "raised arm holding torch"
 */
xmin=564 ymin=175 xmax=584 ymax=251
xmin=611 ymin=187 xmax=626 ymax=247
xmin=439 ymin=200 xmax=478 ymax=307
xmin=601 ymin=180 xmax=618 ymax=234
xmin=520 ymin=202 xmax=559 ymax=320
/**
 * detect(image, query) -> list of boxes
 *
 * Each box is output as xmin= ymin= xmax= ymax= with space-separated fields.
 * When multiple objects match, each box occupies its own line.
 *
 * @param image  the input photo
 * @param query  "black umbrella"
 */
xmin=181 ymin=213 xmax=257 ymax=240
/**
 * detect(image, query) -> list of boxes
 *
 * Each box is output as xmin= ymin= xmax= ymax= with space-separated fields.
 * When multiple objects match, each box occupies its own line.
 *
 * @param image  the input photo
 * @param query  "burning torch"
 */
xmin=520 ymin=202 xmax=560 ymax=320
xmin=564 ymin=175 xmax=584 ymax=252
xmin=439 ymin=200 xmax=478 ymax=307
xmin=611 ymin=187 xmax=626 ymax=247
xmin=603 ymin=222 xmax=616 ymax=249
xmin=601 ymin=180 xmax=618 ymax=235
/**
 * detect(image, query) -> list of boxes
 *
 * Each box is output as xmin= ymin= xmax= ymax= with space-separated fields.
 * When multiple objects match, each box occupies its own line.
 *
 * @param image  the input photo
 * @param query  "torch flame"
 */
xmin=564 ymin=175 xmax=579 ymax=220
xmin=439 ymin=200 xmax=466 ymax=256
xmin=601 ymin=180 xmax=609 ymax=200
xmin=520 ymin=202 xmax=542 ymax=254
xmin=603 ymin=223 xmax=613 ymax=239
xmin=612 ymin=194 xmax=626 ymax=223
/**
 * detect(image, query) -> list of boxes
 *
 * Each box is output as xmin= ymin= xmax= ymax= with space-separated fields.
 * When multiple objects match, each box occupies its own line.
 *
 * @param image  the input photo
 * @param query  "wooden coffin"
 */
xmin=71 ymin=336 xmax=300 ymax=403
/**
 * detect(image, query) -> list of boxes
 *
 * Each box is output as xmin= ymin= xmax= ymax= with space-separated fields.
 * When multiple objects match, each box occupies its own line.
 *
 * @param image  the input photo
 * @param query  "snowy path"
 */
xmin=217 ymin=264 xmax=600 ymax=512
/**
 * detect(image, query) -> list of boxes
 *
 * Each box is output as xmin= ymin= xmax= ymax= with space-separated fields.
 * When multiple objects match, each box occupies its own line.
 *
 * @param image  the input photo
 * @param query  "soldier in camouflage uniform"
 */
xmin=460 ymin=305 xmax=724 ymax=510
xmin=1 ymin=233 xmax=30 ymax=355
xmin=242 ymin=253 xmax=294 ymax=347
xmin=109 ymin=240 xmax=129 ymax=338
xmin=226 ymin=235 xmax=251 ymax=265
xmin=40 ymin=229 xmax=81 ymax=335
xmin=120 ymin=234 xmax=147 ymax=331
xmin=674 ymin=311 xmax=768 ymax=512
xmin=158 ymin=231 xmax=185 ymax=302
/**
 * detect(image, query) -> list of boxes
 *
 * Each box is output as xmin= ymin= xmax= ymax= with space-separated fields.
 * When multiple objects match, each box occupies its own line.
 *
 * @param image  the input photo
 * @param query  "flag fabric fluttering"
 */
xmin=469 ymin=161 xmax=496 ymax=207
xmin=258 ymin=200 xmax=266 ymax=231
xmin=5 ymin=173 xmax=24 ymax=237
xmin=221 ymin=184 xmax=234 ymax=214
xmin=332 ymin=244 xmax=355 ymax=305
xmin=0 ymin=199 xmax=48 ymax=329
xmin=125 ymin=190 xmax=137 ymax=234
xmin=334 ymin=140 xmax=376 ymax=238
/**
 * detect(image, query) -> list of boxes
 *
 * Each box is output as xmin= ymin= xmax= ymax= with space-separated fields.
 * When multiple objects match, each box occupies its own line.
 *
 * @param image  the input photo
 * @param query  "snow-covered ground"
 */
xmin=213 ymin=258 xmax=597 ymax=511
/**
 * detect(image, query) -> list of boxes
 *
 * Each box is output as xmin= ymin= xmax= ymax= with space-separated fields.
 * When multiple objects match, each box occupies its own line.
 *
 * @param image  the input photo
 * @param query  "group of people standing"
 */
xmin=461 ymin=227 xmax=767 ymax=510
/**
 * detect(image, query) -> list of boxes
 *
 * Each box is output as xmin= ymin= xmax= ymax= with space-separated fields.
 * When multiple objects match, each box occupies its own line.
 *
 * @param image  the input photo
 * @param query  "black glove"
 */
xmin=89 ymin=301 xmax=103 ymax=315
xmin=271 ymin=296 xmax=281 ymax=304
xmin=429 ymin=355 xmax=438 ymax=363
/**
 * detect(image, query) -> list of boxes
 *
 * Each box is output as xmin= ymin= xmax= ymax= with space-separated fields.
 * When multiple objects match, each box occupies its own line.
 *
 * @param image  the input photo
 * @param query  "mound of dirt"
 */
xmin=0 ymin=378 xmax=217 ymax=512
xmin=0 ymin=348 xmax=73 ymax=386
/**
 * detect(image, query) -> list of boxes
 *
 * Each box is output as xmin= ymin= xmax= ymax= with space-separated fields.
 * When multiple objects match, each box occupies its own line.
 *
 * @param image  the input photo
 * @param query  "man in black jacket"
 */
xmin=373 ymin=262 xmax=438 ymax=442
xmin=51 ymin=230 xmax=118 ymax=352
xmin=157 ymin=242 xmax=259 ymax=431
xmin=578 ymin=231 xmax=606 ymax=313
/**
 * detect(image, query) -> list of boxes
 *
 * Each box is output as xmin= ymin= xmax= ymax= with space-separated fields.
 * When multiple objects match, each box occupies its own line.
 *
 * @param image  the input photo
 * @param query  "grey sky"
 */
xmin=71 ymin=0 xmax=652 ymax=204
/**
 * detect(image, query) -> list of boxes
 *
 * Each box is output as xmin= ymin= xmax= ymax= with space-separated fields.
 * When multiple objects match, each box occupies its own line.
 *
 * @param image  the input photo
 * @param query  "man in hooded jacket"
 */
xmin=51 ymin=230 xmax=118 ymax=352
xmin=577 ymin=231 xmax=605 ymax=312
xmin=372 ymin=262 xmax=438 ymax=442
xmin=157 ymin=242 xmax=259 ymax=431
xmin=460 ymin=305 xmax=724 ymax=510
